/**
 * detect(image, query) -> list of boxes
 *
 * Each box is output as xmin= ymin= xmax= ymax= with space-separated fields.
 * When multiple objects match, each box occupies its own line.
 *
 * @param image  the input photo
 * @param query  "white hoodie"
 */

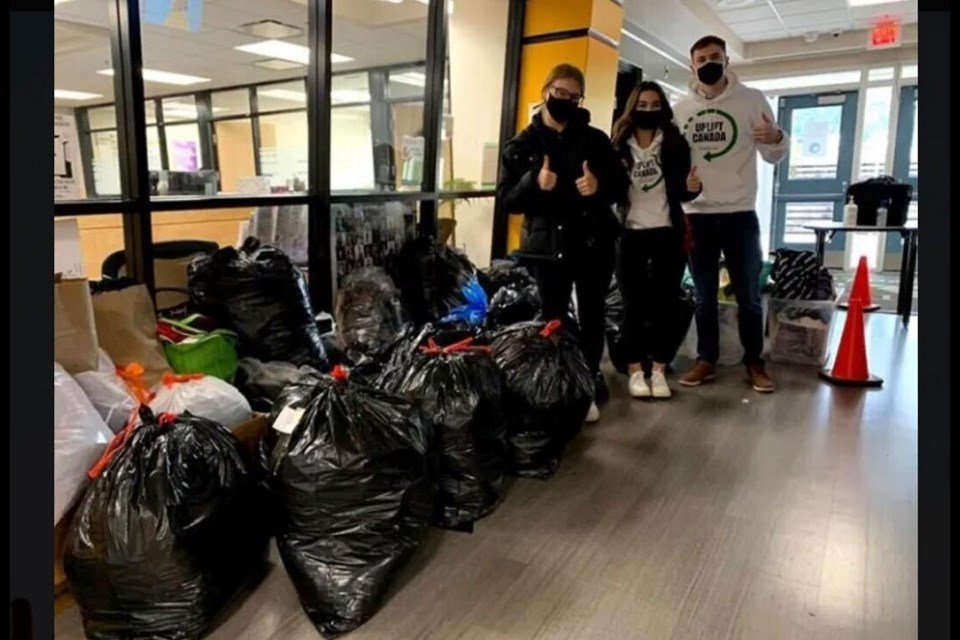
xmin=673 ymin=70 xmax=789 ymax=214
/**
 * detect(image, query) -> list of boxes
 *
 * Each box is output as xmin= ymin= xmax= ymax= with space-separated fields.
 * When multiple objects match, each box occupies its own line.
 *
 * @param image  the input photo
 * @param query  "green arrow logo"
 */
xmin=683 ymin=108 xmax=738 ymax=162
xmin=640 ymin=158 xmax=664 ymax=192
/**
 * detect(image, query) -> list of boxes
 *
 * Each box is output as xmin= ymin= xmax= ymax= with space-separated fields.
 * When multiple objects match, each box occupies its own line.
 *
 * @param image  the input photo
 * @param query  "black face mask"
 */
xmin=696 ymin=61 xmax=725 ymax=86
xmin=545 ymin=96 xmax=579 ymax=124
xmin=631 ymin=110 xmax=663 ymax=130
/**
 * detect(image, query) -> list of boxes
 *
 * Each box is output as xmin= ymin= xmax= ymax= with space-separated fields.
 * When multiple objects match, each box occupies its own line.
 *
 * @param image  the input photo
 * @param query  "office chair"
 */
xmin=100 ymin=240 xmax=220 ymax=313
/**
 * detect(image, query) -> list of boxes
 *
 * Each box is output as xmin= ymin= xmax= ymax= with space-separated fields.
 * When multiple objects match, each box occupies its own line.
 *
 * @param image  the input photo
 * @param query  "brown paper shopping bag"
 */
xmin=54 ymin=275 xmax=100 ymax=374
xmin=91 ymin=284 xmax=171 ymax=386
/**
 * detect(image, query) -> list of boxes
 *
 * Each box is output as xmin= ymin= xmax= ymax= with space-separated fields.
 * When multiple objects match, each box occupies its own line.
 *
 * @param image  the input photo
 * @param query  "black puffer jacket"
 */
xmin=498 ymin=109 xmax=627 ymax=262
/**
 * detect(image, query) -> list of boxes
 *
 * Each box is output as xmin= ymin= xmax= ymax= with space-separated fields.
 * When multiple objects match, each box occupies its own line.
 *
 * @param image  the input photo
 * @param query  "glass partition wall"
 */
xmin=54 ymin=0 xmax=514 ymax=310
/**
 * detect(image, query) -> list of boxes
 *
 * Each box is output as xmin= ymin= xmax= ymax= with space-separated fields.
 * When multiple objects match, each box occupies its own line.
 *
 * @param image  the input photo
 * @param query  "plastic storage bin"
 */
xmin=765 ymin=298 xmax=837 ymax=367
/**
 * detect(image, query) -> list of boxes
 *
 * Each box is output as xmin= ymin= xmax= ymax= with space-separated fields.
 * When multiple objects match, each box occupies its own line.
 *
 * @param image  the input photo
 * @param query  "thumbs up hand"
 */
xmin=576 ymin=161 xmax=598 ymax=196
xmin=686 ymin=165 xmax=702 ymax=193
xmin=753 ymin=112 xmax=782 ymax=145
xmin=538 ymin=155 xmax=557 ymax=191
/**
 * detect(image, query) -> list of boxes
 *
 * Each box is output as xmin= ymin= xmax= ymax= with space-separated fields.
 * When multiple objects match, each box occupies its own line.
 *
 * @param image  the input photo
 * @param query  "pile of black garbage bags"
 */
xmin=64 ymin=236 xmax=601 ymax=639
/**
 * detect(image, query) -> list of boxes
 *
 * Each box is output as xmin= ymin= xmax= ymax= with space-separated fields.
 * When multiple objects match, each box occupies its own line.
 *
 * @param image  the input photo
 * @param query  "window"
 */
xmin=332 ymin=0 xmax=430 ymax=192
xmin=138 ymin=0 xmax=309 ymax=198
xmin=55 ymin=2 xmax=120 ymax=200
xmin=786 ymin=106 xmax=844 ymax=180
xmin=857 ymin=86 xmax=894 ymax=180
xmin=783 ymin=202 xmax=835 ymax=245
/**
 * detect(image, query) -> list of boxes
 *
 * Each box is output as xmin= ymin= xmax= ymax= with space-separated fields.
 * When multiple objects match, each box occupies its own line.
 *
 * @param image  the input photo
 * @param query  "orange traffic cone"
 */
xmin=819 ymin=298 xmax=883 ymax=387
xmin=839 ymin=256 xmax=880 ymax=312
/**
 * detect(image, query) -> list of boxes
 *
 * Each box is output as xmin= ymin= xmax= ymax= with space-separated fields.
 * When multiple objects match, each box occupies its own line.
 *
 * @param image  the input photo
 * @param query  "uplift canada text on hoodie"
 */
xmin=673 ymin=71 xmax=789 ymax=215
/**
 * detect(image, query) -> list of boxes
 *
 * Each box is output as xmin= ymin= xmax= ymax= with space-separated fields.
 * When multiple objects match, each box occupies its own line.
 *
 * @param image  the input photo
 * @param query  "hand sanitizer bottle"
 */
xmin=843 ymin=196 xmax=858 ymax=226
xmin=876 ymin=199 xmax=889 ymax=227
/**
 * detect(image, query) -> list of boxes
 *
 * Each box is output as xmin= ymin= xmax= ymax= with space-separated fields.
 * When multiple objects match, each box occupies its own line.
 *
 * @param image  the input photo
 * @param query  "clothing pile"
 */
xmin=766 ymin=249 xmax=837 ymax=366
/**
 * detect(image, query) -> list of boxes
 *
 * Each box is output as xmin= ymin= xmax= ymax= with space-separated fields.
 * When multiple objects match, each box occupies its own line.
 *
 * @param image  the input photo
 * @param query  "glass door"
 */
xmin=884 ymin=84 xmax=918 ymax=261
xmin=771 ymin=91 xmax=859 ymax=254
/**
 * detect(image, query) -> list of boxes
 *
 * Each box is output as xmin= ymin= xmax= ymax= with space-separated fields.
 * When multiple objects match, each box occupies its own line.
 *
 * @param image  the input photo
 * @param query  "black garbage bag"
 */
xmin=392 ymin=236 xmax=478 ymax=326
xmin=383 ymin=332 xmax=507 ymax=531
xmin=235 ymin=357 xmax=323 ymax=413
xmin=188 ymin=238 xmax=327 ymax=366
xmin=271 ymin=366 xmax=435 ymax=637
xmin=481 ymin=261 xmax=541 ymax=328
xmin=335 ymin=267 xmax=404 ymax=360
xmin=605 ymin=275 xmax=629 ymax=375
xmin=490 ymin=320 xmax=594 ymax=479
xmin=64 ymin=407 xmax=271 ymax=640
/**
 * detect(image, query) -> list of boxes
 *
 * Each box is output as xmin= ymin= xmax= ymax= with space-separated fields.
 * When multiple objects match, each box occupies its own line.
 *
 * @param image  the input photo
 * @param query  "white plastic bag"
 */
xmin=55 ymin=363 xmax=113 ymax=526
xmin=149 ymin=374 xmax=253 ymax=430
xmin=74 ymin=349 xmax=139 ymax=434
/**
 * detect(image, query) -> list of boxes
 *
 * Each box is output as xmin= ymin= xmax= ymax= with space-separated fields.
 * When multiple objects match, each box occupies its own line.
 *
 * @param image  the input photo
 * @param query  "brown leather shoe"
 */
xmin=679 ymin=361 xmax=716 ymax=387
xmin=747 ymin=364 xmax=775 ymax=393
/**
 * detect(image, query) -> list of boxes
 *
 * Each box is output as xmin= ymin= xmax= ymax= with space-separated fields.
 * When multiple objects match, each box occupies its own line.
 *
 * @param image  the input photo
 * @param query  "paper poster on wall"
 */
xmin=54 ymin=218 xmax=86 ymax=278
xmin=400 ymin=135 xmax=425 ymax=186
xmin=54 ymin=113 xmax=83 ymax=200
xmin=142 ymin=0 xmax=204 ymax=33
xmin=171 ymin=140 xmax=199 ymax=171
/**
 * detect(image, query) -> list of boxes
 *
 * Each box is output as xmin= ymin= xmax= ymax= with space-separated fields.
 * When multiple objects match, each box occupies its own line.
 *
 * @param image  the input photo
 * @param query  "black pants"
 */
xmin=688 ymin=211 xmax=764 ymax=365
xmin=617 ymin=228 xmax=686 ymax=366
xmin=528 ymin=244 xmax=615 ymax=376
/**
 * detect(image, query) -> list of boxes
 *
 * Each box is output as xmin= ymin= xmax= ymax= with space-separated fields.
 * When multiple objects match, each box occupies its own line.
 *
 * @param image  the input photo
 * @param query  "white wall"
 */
xmin=447 ymin=0 xmax=509 ymax=267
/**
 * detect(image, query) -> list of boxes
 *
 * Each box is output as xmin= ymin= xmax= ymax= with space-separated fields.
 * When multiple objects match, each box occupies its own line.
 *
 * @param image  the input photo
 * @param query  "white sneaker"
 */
xmin=650 ymin=371 xmax=672 ymax=399
xmin=629 ymin=372 xmax=652 ymax=398
xmin=585 ymin=402 xmax=600 ymax=423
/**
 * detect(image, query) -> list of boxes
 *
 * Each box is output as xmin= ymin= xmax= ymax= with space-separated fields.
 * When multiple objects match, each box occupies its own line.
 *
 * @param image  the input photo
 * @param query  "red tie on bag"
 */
xmin=539 ymin=319 xmax=563 ymax=338
xmin=419 ymin=337 xmax=492 ymax=355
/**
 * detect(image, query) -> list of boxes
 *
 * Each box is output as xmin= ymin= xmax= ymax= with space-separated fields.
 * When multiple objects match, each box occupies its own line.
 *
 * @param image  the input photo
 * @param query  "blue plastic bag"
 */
xmin=442 ymin=280 xmax=489 ymax=327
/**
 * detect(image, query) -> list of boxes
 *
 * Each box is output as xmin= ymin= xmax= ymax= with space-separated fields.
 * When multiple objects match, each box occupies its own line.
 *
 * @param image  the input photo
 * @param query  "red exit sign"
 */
xmin=869 ymin=21 xmax=902 ymax=49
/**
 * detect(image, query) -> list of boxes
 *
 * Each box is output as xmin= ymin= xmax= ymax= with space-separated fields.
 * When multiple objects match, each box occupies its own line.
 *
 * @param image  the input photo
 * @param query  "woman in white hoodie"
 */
xmin=611 ymin=81 xmax=702 ymax=399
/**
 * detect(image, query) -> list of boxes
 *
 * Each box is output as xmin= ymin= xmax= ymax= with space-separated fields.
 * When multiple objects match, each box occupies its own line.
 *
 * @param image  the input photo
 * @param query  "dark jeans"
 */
xmin=688 ymin=211 xmax=764 ymax=366
xmin=617 ymin=228 xmax=686 ymax=366
xmin=528 ymin=245 xmax=615 ymax=376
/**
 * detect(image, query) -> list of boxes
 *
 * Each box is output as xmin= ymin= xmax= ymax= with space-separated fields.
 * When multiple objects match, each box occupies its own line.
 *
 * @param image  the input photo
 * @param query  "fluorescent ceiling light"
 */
xmin=97 ymin=68 xmax=210 ymax=86
xmin=55 ymin=89 xmax=103 ymax=101
xmin=620 ymin=29 xmax=688 ymax=69
xmin=847 ymin=0 xmax=909 ymax=6
xmin=901 ymin=64 xmax=917 ymax=79
xmin=260 ymin=89 xmax=307 ymax=103
xmin=235 ymin=39 xmax=353 ymax=65
xmin=391 ymin=72 xmax=426 ymax=87
xmin=744 ymin=70 xmax=862 ymax=92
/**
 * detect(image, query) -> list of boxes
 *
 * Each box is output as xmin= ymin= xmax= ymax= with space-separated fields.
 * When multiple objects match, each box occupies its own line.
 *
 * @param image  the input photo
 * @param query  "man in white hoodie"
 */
xmin=673 ymin=35 xmax=788 ymax=393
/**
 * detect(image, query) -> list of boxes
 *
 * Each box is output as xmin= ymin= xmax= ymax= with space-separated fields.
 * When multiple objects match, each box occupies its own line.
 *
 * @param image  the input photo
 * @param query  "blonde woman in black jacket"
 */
xmin=611 ymin=81 xmax=702 ymax=400
xmin=497 ymin=64 xmax=628 ymax=423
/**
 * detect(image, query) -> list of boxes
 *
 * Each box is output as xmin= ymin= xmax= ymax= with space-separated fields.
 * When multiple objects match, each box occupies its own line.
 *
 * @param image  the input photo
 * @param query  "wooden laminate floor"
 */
xmin=55 ymin=313 xmax=918 ymax=640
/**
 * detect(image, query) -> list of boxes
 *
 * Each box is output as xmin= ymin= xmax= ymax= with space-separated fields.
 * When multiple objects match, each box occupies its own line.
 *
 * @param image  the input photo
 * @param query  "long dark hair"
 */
xmin=611 ymin=81 xmax=681 ymax=151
